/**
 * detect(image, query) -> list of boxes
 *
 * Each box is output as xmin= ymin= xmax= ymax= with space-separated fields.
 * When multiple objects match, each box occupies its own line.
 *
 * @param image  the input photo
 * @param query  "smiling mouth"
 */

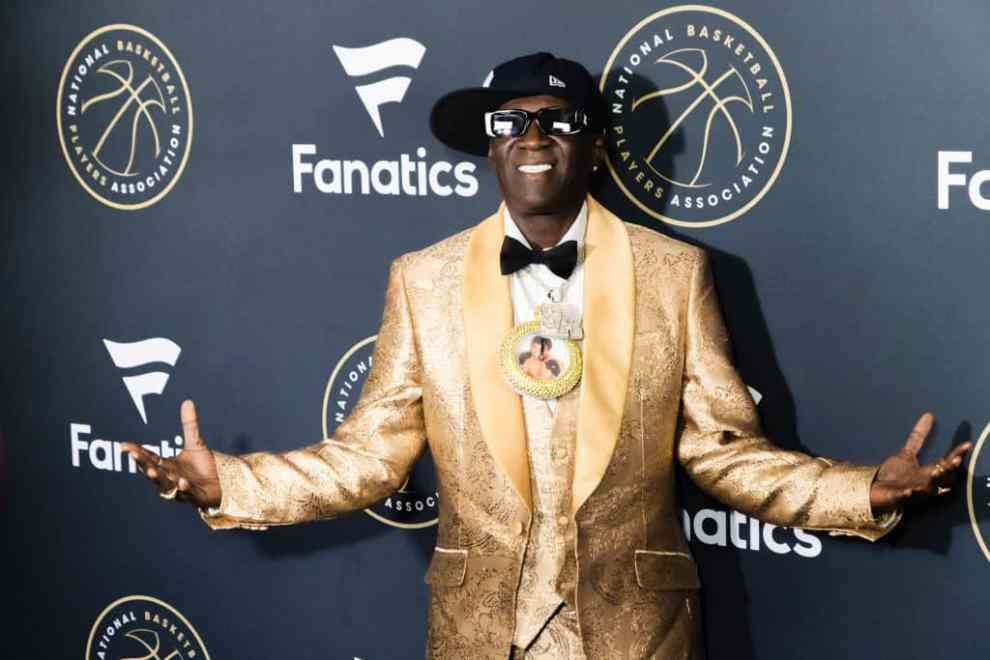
xmin=517 ymin=163 xmax=553 ymax=174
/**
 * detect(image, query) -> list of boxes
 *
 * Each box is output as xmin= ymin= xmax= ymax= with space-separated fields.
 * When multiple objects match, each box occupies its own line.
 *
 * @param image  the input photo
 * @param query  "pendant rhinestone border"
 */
xmin=498 ymin=317 xmax=582 ymax=400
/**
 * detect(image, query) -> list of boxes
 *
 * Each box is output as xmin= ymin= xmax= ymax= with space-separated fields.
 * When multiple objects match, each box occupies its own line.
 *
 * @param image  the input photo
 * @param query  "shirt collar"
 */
xmin=503 ymin=200 xmax=588 ymax=250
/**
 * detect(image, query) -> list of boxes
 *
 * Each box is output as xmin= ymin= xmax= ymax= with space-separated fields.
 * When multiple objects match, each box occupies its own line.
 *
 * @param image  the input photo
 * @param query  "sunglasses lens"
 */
xmin=538 ymin=108 xmax=585 ymax=135
xmin=488 ymin=111 xmax=528 ymax=137
xmin=486 ymin=108 xmax=588 ymax=138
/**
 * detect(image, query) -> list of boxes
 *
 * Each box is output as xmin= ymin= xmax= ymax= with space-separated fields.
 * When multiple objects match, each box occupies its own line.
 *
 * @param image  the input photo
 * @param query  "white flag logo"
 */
xmin=103 ymin=337 xmax=181 ymax=424
xmin=332 ymin=37 xmax=427 ymax=137
xmin=549 ymin=74 xmax=566 ymax=88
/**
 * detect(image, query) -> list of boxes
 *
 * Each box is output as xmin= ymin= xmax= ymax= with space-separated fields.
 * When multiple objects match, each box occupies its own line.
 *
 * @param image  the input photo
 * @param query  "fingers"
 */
xmin=942 ymin=441 xmax=973 ymax=464
xmin=928 ymin=461 xmax=947 ymax=483
xmin=902 ymin=411 xmax=934 ymax=456
xmin=923 ymin=448 xmax=970 ymax=496
xmin=930 ymin=440 xmax=973 ymax=480
xmin=121 ymin=442 xmax=161 ymax=473
xmin=123 ymin=434 xmax=212 ymax=508
xmin=177 ymin=476 xmax=199 ymax=499
xmin=122 ymin=442 xmax=180 ymax=492
xmin=180 ymin=399 xmax=206 ymax=450
xmin=175 ymin=477 xmax=199 ymax=504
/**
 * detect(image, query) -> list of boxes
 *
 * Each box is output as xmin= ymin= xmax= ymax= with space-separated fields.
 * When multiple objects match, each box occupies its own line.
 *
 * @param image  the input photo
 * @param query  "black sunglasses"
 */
xmin=484 ymin=106 xmax=589 ymax=138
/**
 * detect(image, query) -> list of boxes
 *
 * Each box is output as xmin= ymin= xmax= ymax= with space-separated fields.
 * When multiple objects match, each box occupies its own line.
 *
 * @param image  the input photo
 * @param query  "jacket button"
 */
xmin=557 ymin=515 xmax=570 ymax=527
xmin=512 ymin=520 xmax=525 ymax=536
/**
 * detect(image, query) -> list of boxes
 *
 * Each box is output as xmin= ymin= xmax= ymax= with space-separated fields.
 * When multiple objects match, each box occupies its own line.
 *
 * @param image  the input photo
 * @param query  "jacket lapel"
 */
xmin=571 ymin=195 xmax=635 ymax=514
xmin=462 ymin=202 xmax=532 ymax=510
xmin=460 ymin=195 xmax=635 ymax=515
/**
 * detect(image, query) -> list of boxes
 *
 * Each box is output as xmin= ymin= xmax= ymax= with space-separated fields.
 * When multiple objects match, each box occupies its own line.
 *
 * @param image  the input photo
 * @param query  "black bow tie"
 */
xmin=499 ymin=236 xmax=579 ymax=279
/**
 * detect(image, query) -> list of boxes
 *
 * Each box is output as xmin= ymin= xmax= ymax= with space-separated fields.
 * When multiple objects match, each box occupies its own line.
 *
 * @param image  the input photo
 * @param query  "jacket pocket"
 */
xmin=633 ymin=549 xmax=701 ymax=590
xmin=423 ymin=546 xmax=468 ymax=587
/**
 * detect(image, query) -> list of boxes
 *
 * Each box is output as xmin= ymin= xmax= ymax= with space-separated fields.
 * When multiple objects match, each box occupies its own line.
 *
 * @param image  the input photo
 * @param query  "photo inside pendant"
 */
xmin=517 ymin=333 xmax=569 ymax=381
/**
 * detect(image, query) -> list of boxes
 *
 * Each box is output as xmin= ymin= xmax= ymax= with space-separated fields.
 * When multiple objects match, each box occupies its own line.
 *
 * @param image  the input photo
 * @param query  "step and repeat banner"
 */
xmin=4 ymin=1 xmax=990 ymax=657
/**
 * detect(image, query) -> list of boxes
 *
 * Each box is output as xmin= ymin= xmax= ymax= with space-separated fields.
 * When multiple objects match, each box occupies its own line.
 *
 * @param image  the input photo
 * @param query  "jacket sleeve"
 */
xmin=199 ymin=255 xmax=426 ymax=530
xmin=675 ymin=251 xmax=900 ymax=541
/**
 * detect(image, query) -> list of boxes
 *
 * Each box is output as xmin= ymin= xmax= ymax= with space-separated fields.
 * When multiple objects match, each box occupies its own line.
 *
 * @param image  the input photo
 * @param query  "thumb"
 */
xmin=180 ymin=399 xmax=207 ymax=450
xmin=902 ymin=411 xmax=934 ymax=457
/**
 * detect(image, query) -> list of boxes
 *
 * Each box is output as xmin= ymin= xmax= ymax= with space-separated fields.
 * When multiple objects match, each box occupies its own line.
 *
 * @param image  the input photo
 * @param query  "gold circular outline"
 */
xmin=966 ymin=420 xmax=990 ymax=562
xmin=85 ymin=594 xmax=210 ymax=659
xmin=499 ymin=320 xmax=582 ymax=400
xmin=321 ymin=334 xmax=438 ymax=530
xmin=56 ymin=24 xmax=194 ymax=211
xmin=599 ymin=4 xmax=793 ymax=228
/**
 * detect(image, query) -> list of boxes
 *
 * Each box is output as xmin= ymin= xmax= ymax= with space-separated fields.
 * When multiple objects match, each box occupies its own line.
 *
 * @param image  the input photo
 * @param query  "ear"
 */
xmin=591 ymin=134 xmax=607 ymax=169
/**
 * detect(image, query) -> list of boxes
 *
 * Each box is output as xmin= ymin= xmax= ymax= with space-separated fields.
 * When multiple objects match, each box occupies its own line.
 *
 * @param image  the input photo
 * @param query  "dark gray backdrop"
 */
xmin=4 ymin=1 xmax=989 ymax=658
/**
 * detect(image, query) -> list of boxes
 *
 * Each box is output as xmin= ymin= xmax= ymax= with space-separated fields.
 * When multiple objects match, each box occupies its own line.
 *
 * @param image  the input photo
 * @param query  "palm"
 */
xmin=876 ymin=451 xmax=922 ymax=487
xmin=173 ymin=442 xmax=220 ymax=506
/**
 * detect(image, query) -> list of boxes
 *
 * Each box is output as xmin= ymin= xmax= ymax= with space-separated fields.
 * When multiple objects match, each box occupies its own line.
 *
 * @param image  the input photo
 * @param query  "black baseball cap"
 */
xmin=430 ymin=52 xmax=606 ymax=157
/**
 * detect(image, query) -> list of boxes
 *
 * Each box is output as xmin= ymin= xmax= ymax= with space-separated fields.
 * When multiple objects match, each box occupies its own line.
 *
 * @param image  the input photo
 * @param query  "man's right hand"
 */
xmin=122 ymin=399 xmax=221 ymax=509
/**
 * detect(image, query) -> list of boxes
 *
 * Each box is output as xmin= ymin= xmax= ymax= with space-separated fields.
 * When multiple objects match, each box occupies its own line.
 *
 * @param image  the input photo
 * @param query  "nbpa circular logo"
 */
xmin=86 ymin=595 xmax=209 ymax=659
xmin=57 ymin=24 xmax=193 ymax=210
xmin=966 ymin=421 xmax=990 ymax=562
xmin=600 ymin=5 xmax=792 ymax=228
xmin=322 ymin=336 xmax=438 ymax=529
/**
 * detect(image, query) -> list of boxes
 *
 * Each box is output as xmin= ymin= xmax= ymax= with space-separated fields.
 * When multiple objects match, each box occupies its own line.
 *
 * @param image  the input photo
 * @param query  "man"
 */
xmin=522 ymin=336 xmax=555 ymax=380
xmin=124 ymin=53 xmax=971 ymax=659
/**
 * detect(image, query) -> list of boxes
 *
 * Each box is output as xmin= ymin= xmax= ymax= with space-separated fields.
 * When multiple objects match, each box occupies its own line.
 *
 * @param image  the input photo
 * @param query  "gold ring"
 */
xmin=158 ymin=484 xmax=178 ymax=500
xmin=932 ymin=462 xmax=945 ymax=478
xmin=937 ymin=486 xmax=952 ymax=496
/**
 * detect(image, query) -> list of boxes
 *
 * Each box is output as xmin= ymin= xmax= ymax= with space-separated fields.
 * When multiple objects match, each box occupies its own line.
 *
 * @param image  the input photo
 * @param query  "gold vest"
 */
xmin=512 ymin=386 xmax=581 ymax=649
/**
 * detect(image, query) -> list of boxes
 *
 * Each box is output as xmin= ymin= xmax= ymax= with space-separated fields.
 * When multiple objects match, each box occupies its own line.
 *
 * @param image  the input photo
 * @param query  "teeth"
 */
xmin=518 ymin=164 xmax=552 ymax=173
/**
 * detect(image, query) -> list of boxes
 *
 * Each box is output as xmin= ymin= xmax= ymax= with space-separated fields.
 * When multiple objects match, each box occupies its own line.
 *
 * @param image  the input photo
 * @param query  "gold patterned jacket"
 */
xmin=201 ymin=194 xmax=898 ymax=659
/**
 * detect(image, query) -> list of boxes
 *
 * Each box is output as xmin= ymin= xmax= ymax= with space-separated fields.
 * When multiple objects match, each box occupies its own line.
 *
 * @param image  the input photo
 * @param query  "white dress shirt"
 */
xmin=503 ymin=201 xmax=587 ymax=411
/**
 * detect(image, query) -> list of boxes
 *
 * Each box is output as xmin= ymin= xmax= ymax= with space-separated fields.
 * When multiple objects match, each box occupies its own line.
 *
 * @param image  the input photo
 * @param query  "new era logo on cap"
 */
xmin=430 ymin=52 xmax=605 ymax=156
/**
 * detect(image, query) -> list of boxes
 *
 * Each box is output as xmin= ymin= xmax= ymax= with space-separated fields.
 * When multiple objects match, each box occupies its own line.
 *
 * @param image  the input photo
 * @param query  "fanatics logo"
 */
xmin=332 ymin=37 xmax=426 ymax=137
xmin=290 ymin=38 xmax=478 ymax=198
xmin=937 ymin=151 xmax=990 ymax=210
xmin=549 ymin=74 xmax=566 ymax=88
xmin=69 ymin=337 xmax=185 ymax=474
xmin=103 ymin=337 xmax=181 ymax=424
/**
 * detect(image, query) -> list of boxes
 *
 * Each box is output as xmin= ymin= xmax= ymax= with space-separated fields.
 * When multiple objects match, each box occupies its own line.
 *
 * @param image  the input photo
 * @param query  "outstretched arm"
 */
xmin=126 ymin=255 xmax=426 ymax=530
xmin=675 ymin=253 xmax=968 ymax=541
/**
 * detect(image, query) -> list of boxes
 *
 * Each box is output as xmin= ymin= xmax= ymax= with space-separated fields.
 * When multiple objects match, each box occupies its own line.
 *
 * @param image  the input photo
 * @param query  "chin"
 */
xmin=513 ymin=187 xmax=570 ymax=213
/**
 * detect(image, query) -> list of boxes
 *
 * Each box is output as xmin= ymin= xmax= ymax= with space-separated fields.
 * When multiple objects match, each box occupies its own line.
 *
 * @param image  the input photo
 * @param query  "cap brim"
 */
xmin=430 ymin=87 xmax=550 ymax=157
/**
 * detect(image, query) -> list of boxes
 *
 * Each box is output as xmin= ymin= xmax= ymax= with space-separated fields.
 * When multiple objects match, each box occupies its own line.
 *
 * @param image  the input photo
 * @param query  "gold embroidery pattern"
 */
xmin=510 ymin=604 xmax=586 ymax=660
xmin=513 ymin=389 xmax=580 ymax=649
xmin=197 ymin=198 xmax=900 ymax=659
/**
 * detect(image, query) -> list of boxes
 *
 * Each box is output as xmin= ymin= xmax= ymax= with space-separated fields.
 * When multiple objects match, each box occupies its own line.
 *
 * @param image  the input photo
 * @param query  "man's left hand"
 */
xmin=869 ymin=411 xmax=972 ymax=514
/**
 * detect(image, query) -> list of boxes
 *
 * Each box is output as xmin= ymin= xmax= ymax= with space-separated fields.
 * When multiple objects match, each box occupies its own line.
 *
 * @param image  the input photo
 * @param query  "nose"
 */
xmin=518 ymin=116 xmax=551 ymax=149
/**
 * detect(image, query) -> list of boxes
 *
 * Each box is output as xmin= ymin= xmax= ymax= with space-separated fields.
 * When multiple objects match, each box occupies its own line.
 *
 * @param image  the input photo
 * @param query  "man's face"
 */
xmin=487 ymin=94 xmax=605 ymax=214
xmin=529 ymin=339 xmax=544 ymax=359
